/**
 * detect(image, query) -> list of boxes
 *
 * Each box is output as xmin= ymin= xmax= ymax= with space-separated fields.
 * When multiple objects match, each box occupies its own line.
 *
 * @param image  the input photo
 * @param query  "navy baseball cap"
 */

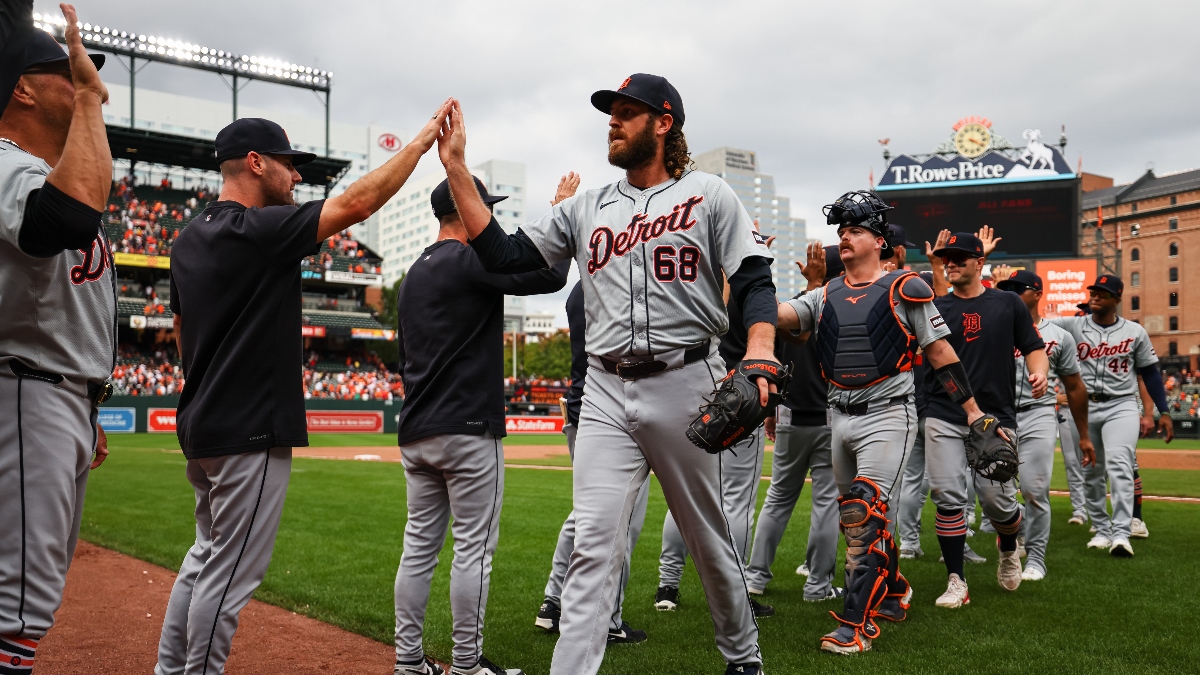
xmin=591 ymin=73 xmax=685 ymax=126
xmin=1088 ymin=274 xmax=1124 ymax=297
xmin=23 ymin=29 xmax=104 ymax=73
xmin=887 ymin=224 xmax=915 ymax=249
xmin=1076 ymin=302 xmax=1092 ymax=315
xmin=430 ymin=175 xmax=507 ymax=219
xmin=823 ymin=244 xmax=846 ymax=281
xmin=996 ymin=270 xmax=1043 ymax=293
xmin=214 ymin=118 xmax=316 ymax=165
xmin=932 ymin=232 xmax=985 ymax=258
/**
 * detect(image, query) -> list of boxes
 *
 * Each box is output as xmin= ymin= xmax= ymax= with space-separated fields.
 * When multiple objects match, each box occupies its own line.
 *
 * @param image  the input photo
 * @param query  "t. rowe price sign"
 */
xmin=1036 ymin=259 xmax=1097 ymax=318
xmin=147 ymin=407 xmax=177 ymax=433
xmin=505 ymin=416 xmax=564 ymax=434
xmin=306 ymin=410 xmax=384 ymax=433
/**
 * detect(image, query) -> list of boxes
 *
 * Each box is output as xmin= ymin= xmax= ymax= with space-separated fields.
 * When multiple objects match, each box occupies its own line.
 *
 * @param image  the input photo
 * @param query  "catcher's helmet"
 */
xmin=824 ymin=191 xmax=895 ymax=258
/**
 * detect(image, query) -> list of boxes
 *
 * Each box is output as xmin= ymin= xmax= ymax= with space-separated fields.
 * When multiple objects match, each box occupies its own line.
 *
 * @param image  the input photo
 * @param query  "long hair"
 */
xmin=655 ymin=113 xmax=692 ymax=180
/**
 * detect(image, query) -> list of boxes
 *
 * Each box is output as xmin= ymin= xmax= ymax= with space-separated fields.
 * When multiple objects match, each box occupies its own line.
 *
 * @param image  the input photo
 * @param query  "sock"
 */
xmin=1133 ymin=470 xmax=1143 ymax=519
xmin=935 ymin=508 xmax=967 ymax=579
xmin=0 ymin=635 xmax=37 ymax=673
xmin=994 ymin=511 xmax=1023 ymax=552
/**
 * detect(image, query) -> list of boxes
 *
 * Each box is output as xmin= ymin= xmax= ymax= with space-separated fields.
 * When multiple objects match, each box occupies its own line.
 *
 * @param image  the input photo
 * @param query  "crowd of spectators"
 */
xmin=301 ymin=229 xmax=383 ymax=275
xmin=111 ymin=344 xmax=185 ymax=396
xmin=106 ymin=177 xmax=213 ymax=257
xmin=1165 ymin=370 xmax=1200 ymax=416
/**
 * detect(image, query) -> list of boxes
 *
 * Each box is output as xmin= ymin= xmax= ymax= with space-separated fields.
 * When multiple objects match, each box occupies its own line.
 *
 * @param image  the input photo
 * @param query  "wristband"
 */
xmin=935 ymin=361 xmax=974 ymax=405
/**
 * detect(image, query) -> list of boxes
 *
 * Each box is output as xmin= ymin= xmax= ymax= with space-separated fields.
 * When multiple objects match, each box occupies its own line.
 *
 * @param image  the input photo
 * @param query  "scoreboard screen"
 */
xmin=880 ymin=179 xmax=1080 ymax=258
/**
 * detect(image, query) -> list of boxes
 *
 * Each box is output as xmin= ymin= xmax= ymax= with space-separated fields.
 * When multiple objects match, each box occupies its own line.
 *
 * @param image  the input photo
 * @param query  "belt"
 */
xmin=9 ymin=360 xmax=112 ymax=405
xmin=597 ymin=341 xmax=711 ymax=381
xmin=832 ymin=395 xmax=910 ymax=417
xmin=1088 ymin=393 xmax=1113 ymax=403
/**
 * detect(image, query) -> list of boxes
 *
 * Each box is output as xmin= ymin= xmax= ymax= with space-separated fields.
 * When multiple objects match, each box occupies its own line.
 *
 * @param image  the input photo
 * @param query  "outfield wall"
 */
xmin=99 ymin=397 xmax=401 ymax=434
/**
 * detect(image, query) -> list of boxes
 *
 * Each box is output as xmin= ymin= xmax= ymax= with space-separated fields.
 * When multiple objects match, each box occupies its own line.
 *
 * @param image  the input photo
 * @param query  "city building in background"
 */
xmin=692 ymin=147 xmax=807 ymax=299
xmin=1082 ymin=168 xmax=1200 ymax=366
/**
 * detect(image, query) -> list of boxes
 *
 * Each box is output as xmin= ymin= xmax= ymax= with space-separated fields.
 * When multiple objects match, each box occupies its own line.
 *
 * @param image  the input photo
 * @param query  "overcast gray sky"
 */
xmin=78 ymin=0 xmax=1200 ymax=322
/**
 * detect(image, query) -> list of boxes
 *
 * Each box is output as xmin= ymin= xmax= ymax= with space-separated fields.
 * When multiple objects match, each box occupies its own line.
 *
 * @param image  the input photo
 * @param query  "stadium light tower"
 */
xmin=32 ymin=10 xmax=335 ymax=158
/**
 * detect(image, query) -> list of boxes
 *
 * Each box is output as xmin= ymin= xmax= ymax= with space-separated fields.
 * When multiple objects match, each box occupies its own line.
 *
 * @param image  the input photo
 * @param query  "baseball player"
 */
xmin=744 ymin=243 xmax=842 ymax=603
xmin=392 ymin=176 xmax=569 ymax=675
xmin=537 ymin=279 xmax=651 ymax=645
xmin=159 ymin=104 xmax=453 ymax=675
xmin=1049 ymin=275 xmax=1173 ymax=557
xmin=0 ymin=12 xmax=115 ymax=670
xmin=923 ymin=232 xmax=1048 ymax=607
xmin=1058 ymin=395 xmax=1092 ymax=525
xmin=438 ymin=73 xmax=778 ymax=675
xmin=656 ymin=285 xmax=773 ymax=617
xmin=777 ymin=192 xmax=997 ymax=654
xmin=994 ymin=269 xmax=1096 ymax=580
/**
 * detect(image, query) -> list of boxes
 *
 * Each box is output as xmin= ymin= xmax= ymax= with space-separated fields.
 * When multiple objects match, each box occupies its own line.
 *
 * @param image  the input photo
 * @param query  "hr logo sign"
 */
xmin=377 ymin=133 xmax=402 ymax=151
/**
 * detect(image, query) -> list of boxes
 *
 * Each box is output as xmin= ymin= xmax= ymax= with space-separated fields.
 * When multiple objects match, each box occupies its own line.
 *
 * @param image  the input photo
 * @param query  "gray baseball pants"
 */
xmin=744 ymin=421 xmax=839 ymax=599
xmin=830 ymin=400 xmax=916 ymax=501
xmin=156 ymin=446 xmax=292 ymax=675
xmin=550 ymin=353 xmax=760 ymax=675
xmin=1057 ymin=411 xmax=1090 ymax=519
xmin=658 ymin=431 xmax=764 ymax=588
xmin=544 ymin=424 xmax=650 ymax=631
xmin=925 ymin=417 xmax=1020 ymax=524
xmin=1084 ymin=397 xmax=1141 ymax=542
xmin=1015 ymin=406 xmax=1058 ymax=573
xmin=0 ymin=361 xmax=95 ymax=671
xmin=394 ymin=433 xmax=504 ymax=669
xmin=896 ymin=417 xmax=928 ymax=552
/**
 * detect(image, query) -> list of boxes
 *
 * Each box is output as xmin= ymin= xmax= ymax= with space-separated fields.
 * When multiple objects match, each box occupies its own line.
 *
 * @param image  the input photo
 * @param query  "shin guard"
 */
xmin=832 ymin=478 xmax=893 ymax=637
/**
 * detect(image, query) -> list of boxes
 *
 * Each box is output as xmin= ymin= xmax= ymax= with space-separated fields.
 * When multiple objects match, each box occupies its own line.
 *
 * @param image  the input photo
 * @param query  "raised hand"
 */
xmin=61 ymin=4 xmax=109 ymax=104
xmin=436 ymin=99 xmax=468 ymax=167
xmin=552 ymin=172 xmax=581 ymax=206
xmin=926 ymin=229 xmax=951 ymax=266
xmin=798 ymin=241 xmax=826 ymax=289
xmin=977 ymin=224 xmax=1002 ymax=257
xmin=991 ymin=263 xmax=1015 ymax=282
xmin=410 ymin=99 xmax=452 ymax=154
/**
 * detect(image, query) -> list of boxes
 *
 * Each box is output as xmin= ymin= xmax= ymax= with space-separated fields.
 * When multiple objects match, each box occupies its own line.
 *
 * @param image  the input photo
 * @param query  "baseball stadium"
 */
xmin=3 ymin=4 xmax=1200 ymax=675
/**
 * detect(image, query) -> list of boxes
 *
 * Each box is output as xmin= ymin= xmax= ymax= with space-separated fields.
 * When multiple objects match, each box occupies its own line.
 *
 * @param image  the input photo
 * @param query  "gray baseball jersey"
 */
xmin=783 ymin=286 xmax=950 ymax=406
xmin=521 ymin=170 xmax=771 ymax=356
xmin=1014 ymin=319 xmax=1079 ymax=409
xmin=1050 ymin=316 xmax=1157 ymax=398
xmin=0 ymin=144 xmax=116 ymax=381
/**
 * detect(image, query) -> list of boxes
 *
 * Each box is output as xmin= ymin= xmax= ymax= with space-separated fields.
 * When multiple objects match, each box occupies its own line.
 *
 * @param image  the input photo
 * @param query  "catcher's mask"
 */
xmin=825 ymin=191 xmax=895 ymax=258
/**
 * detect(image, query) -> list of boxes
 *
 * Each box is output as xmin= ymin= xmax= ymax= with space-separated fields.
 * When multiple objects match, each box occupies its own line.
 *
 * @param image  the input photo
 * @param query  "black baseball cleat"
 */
xmin=607 ymin=621 xmax=648 ymax=645
xmin=449 ymin=656 xmax=523 ymax=675
xmin=749 ymin=596 xmax=775 ymax=618
xmin=724 ymin=662 xmax=762 ymax=674
xmin=654 ymin=585 xmax=679 ymax=611
xmin=534 ymin=597 xmax=560 ymax=632
xmin=395 ymin=655 xmax=446 ymax=675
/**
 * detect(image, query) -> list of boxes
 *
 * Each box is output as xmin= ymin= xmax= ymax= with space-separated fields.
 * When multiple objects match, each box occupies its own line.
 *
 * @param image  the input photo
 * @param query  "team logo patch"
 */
xmin=931 ymin=315 xmax=945 ymax=329
xmin=751 ymin=231 xmax=768 ymax=246
xmin=618 ymin=77 xmax=631 ymax=90
xmin=963 ymin=312 xmax=982 ymax=341
xmin=587 ymin=195 xmax=705 ymax=274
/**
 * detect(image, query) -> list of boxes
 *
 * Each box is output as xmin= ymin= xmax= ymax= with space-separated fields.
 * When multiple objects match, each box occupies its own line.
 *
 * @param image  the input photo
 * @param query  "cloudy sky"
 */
xmin=80 ymin=0 xmax=1200 ymax=323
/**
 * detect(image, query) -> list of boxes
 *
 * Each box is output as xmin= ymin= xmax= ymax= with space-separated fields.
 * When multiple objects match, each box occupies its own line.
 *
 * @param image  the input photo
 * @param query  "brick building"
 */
xmin=1081 ymin=168 xmax=1200 ymax=367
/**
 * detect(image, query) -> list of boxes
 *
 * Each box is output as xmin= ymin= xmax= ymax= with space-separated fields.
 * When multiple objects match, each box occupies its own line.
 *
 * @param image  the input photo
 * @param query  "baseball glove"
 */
xmin=687 ymin=360 xmax=790 ymax=454
xmin=965 ymin=414 xmax=1019 ymax=483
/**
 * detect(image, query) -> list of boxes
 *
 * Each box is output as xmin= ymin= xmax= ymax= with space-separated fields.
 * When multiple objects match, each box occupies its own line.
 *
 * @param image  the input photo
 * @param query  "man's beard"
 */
xmin=608 ymin=122 xmax=658 ymax=170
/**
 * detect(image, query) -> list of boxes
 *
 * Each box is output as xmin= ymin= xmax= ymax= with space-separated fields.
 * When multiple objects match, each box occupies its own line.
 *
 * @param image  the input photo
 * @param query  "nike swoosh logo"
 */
xmin=600 ymin=200 xmax=618 ymax=209
xmin=965 ymin=336 xmax=980 ymax=342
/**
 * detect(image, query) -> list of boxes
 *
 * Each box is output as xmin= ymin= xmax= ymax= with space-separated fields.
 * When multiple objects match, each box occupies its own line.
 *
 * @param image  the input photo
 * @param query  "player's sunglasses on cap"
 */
xmin=214 ymin=118 xmax=316 ymax=165
xmin=430 ymin=175 xmax=507 ymax=219
xmin=22 ymin=29 xmax=105 ymax=74
xmin=996 ymin=270 xmax=1043 ymax=294
xmin=1087 ymin=274 xmax=1123 ymax=298
xmin=591 ymin=73 xmax=685 ymax=126
xmin=932 ymin=232 xmax=984 ymax=265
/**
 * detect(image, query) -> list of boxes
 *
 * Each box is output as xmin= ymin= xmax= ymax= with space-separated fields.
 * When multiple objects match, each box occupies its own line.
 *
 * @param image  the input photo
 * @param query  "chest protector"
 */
xmin=817 ymin=271 xmax=923 ymax=389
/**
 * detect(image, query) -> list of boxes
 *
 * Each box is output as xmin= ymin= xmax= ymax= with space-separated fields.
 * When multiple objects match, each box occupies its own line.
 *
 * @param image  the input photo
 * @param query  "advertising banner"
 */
xmin=113 ymin=252 xmax=170 ymax=269
xmin=301 ymin=325 xmax=327 ymax=337
xmin=350 ymin=327 xmax=395 ymax=341
xmin=1036 ymin=259 xmax=1097 ymax=318
xmin=325 ymin=270 xmax=384 ymax=286
xmin=505 ymin=416 xmax=565 ymax=434
xmin=147 ymin=407 xmax=178 ymax=433
xmin=130 ymin=315 xmax=174 ymax=329
xmin=306 ymin=410 xmax=384 ymax=433
xmin=97 ymin=407 xmax=136 ymax=433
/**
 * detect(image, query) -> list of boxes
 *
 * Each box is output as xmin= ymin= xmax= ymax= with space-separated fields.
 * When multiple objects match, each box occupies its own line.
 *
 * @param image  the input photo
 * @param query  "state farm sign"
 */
xmin=377 ymin=133 xmax=402 ymax=152
xmin=505 ymin=416 xmax=564 ymax=434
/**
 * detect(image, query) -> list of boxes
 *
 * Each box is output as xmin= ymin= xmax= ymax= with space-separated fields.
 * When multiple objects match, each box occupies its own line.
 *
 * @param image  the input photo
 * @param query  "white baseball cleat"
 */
xmin=1015 ymin=536 xmax=1027 ymax=559
xmin=1089 ymin=524 xmax=1097 ymax=533
xmin=795 ymin=563 xmax=810 ymax=577
xmin=997 ymin=550 xmax=1022 ymax=591
xmin=935 ymin=574 xmax=970 ymax=609
xmin=899 ymin=546 xmax=923 ymax=560
xmin=1067 ymin=514 xmax=1087 ymax=526
xmin=1086 ymin=535 xmax=1111 ymax=550
xmin=1130 ymin=518 xmax=1149 ymax=539
xmin=1021 ymin=566 xmax=1046 ymax=582
xmin=747 ymin=586 xmax=765 ymax=596
xmin=1109 ymin=539 xmax=1134 ymax=558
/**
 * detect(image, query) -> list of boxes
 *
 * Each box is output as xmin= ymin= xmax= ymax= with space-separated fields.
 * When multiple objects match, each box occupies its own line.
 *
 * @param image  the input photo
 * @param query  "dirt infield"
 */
xmin=1132 ymin=449 xmax=1200 ymax=470
xmin=295 ymin=444 xmax=570 ymax=462
xmin=36 ymin=541 xmax=394 ymax=674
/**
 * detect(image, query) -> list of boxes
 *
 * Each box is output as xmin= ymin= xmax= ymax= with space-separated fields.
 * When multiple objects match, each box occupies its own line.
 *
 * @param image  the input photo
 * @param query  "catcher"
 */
xmin=922 ymin=232 xmax=1047 ymax=606
xmin=776 ymin=192 xmax=995 ymax=655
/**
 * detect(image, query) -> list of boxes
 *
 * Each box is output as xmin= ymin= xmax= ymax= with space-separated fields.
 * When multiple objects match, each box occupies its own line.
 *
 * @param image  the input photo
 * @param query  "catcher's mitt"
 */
xmin=687 ymin=360 xmax=790 ymax=454
xmin=965 ymin=414 xmax=1019 ymax=483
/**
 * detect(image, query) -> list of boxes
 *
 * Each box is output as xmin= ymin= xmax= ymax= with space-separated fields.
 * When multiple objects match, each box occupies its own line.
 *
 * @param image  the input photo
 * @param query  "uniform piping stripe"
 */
xmin=200 ymin=450 xmax=272 ymax=675
xmin=472 ymin=436 xmax=502 ymax=664
xmin=15 ymin=377 xmax=28 ymax=636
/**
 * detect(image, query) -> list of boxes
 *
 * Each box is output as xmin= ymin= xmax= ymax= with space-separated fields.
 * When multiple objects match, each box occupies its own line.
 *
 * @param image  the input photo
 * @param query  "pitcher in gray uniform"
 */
xmin=0 ymin=16 xmax=115 ymax=670
xmin=994 ymin=270 xmax=1095 ymax=581
xmin=778 ymin=191 xmax=987 ymax=655
xmin=1058 ymin=403 xmax=1091 ymax=524
xmin=1049 ymin=275 xmax=1172 ymax=557
xmin=438 ymin=73 xmax=779 ymax=675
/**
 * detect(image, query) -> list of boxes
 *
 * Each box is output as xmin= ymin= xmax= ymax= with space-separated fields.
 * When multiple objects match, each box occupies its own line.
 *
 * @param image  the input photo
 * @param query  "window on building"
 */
xmin=1169 ymin=341 xmax=1179 ymax=356
xmin=1169 ymin=292 xmax=1179 ymax=308
xmin=1130 ymin=247 xmax=1140 ymax=261
xmin=1131 ymin=224 xmax=1141 ymax=237
xmin=1169 ymin=316 xmax=1179 ymax=331
xmin=1131 ymin=296 xmax=1140 ymax=311
xmin=1131 ymin=203 xmax=1138 ymax=212
xmin=1170 ymin=267 xmax=1179 ymax=283
xmin=1169 ymin=218 xmax=1179 ymax=230
xmin=1131 ymin=272 xmax=1140 ymax=287
xmin=1171 ymin=195 xmax=1177 ymax=205
xmin=1169 ymin=242 xmax=1179 ymax=257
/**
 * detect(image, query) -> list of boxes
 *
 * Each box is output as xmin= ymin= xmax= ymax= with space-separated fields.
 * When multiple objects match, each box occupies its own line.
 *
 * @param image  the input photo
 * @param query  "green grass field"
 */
xmin=84 ymin=436 xmax=1199 ymax=673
